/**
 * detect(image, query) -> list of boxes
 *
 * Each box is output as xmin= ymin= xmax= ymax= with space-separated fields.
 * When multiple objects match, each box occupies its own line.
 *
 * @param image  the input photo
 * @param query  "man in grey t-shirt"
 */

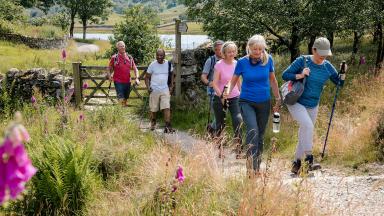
xmin=201 ymin=40 xmax=223 ymax=133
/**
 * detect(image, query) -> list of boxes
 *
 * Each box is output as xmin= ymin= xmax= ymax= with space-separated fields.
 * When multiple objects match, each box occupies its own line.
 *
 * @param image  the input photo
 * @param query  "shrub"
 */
xmin=108 ymin=5 xmax=161 ymax=65
xmin=9 ymin=135 xmax=99 ymax=215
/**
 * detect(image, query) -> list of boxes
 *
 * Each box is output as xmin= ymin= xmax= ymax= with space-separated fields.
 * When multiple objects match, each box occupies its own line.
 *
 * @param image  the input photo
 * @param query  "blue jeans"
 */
xmin=213 ymin=96 xmax=243 ymax=142
xmin=239 ymin=99 xmax=270 ymax=171
xmin=207 ymin=87 xmax=216 ymax=130
xmin=114 ymin=82 xmax=131 ymax=100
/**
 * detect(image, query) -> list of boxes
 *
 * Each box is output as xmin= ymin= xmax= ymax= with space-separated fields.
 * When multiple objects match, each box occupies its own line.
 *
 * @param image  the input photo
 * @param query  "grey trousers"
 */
xmin=287 ymin=103 xmax=319 ymax=160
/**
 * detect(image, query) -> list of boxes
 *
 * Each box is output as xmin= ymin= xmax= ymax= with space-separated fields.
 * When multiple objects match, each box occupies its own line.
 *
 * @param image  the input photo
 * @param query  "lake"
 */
xmin=73 ymin=33 xmax=210 ymax=50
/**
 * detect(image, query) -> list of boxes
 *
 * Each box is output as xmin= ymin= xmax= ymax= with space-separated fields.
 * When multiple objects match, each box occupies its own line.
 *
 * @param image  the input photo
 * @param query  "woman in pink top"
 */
xmin=212 ymin=41 xmax=243 ymax=157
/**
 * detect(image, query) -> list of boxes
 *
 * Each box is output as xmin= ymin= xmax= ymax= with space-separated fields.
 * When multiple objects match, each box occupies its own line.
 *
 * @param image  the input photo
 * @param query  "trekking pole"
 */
xmin=219 ymin=85 xmax=229 ymax=160
xmin=321 ymin=61 xmax=346 ymax=158
xmin=206 ymin=93 xmax=213 ymax=129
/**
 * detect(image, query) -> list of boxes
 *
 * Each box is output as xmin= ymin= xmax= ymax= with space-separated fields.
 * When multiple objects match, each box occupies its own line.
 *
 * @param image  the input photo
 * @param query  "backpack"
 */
xmin=280 ymin=56 xmax=309 ymax=105
xmin=167 ymin=61 xmax=173 ymax=87
xmin=207 ymin=55 xmax=217 ymax=82
xmin=113 ymin=53 xmax=134 ymax=70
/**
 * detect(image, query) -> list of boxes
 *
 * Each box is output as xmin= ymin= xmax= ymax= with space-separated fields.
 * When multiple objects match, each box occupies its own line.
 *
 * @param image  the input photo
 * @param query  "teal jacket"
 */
xmin=282 ymin=55 xmax=344 ymax=108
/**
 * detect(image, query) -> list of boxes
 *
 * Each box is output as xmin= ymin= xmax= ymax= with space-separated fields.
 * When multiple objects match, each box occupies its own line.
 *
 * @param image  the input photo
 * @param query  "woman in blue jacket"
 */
xmin=282 ymin=37 xmax=346 ymax=174
xmin=226 ymin=35 xmax=281 ymax=176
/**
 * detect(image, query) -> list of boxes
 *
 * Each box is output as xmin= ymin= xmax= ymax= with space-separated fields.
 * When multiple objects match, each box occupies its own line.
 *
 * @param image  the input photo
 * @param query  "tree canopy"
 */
xmin=109 ymin=5 xmax=161 ymax=64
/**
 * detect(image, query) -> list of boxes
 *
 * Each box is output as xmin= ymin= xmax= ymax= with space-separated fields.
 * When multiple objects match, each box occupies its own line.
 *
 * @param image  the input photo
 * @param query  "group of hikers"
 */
xmin=107 ymin=34 xmax=347 ymax=176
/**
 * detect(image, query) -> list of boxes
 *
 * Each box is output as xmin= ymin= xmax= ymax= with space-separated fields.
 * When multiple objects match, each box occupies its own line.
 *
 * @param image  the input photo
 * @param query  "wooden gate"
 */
xmin=72 ymin=62 xmax=148 ymax=107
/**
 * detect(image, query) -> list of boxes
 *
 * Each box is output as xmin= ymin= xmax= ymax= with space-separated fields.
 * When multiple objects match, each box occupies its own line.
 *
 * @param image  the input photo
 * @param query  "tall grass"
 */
xmin=0 ymin=100 xmax=156 ymax=215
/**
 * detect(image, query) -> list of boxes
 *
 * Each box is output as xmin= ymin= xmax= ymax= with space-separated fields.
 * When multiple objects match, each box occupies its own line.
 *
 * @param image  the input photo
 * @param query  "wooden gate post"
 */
xmin=72 ymin=62 xmax=82 ymax=107
xmin=174 ymin=18 xmax=182 ymax=101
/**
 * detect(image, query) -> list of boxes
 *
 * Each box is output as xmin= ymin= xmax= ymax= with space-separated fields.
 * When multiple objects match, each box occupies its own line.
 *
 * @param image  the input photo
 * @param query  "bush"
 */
xmin=49 ymin=12 xmax=70 ymax=31
xmin=29 ymin=16 xmax=48 ymax=26
xmin=0 ymin=0 xmax=27 ymax=22
xmin=108 ymin=5 xmax=161 ymax=65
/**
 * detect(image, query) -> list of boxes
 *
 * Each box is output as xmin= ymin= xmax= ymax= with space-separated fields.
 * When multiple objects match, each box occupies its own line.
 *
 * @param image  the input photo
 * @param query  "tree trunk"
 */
xmin=351 ymin=31 xmax=362 ymax=65
xmin=352 ymin=31 xmax=361 ymax=55
xmin=307 ymin=35 xmax=316 ymax=55
xmin=289 ymin=26 xmax=301 ymax=62
xmin=82 ymin=20 xmax=87 ymax=40
xmin=375 ymin=22 xmax=383 ymax=75
xmin=69 ymin=13 xmax=75 ymax=38
xmin=327 ymin=31 xmax=334 ymax=48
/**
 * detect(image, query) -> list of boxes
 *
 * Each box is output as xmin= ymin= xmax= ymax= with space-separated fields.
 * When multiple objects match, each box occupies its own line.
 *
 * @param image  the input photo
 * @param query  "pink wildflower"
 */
xmin=31 ymin=96 xmax=36 ymax=104
xmin=0 ymin=125 xmax=37 ymax=205
xmin=82 ymin=83 xmax=88 ymax=89
xmin=79 ymin=113 xmax=84 ymax=121
xmin=61 ymin=49 xmax=67 ymax=60
xmin=176 ymin=165 xmax=185 ymax=183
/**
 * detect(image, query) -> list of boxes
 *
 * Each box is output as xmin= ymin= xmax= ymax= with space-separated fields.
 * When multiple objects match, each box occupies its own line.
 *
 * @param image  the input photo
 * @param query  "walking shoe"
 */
xmin=304 ymin=154 xmax=322 ymax=171
xmin=164 ymin=123 xmax=175 ymax=133
xmin=291 ymin=159 xmax=301 ymax=175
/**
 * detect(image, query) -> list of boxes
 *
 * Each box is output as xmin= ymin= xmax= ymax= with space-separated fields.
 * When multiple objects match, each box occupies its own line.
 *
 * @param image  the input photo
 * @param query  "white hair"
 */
xmin=116 ymin=41 xmax=125 ymax=47
xmin=246 ymin=34 xmax=269 ymax=65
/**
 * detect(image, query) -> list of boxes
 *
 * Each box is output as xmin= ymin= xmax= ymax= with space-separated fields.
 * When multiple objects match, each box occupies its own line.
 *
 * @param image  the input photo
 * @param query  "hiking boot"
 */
xmin=291 ymin=159 xmax=301 ymax=175
xmin=235 ymin=144 xmax=245 ymax=159
xmin=164 ymin=123 xmax=175 ymax=133
xmin=304 ymin=154 xmax=322 ymax=171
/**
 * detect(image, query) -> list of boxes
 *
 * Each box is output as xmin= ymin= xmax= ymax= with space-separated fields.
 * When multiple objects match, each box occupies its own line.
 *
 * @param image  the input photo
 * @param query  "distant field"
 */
xmin=74 ymin=6 xmax=205 ymax=35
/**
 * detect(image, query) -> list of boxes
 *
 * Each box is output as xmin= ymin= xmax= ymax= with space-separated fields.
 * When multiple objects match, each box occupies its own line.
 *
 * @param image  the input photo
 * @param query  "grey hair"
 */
xmin=212 ymin=40 xmax=224 ymax=50
xmin=246 ymin=35 xmax=269 ymax=65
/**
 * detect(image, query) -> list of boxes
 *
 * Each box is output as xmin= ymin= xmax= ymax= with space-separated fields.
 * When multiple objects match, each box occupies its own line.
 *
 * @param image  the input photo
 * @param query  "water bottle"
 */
xmin=272 ymin=112 xmax=280 ymax=133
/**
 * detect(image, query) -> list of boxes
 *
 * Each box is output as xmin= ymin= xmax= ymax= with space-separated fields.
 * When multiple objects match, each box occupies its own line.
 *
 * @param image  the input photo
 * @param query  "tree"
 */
xmin=0 ymin=0 xmax=27 ymax=22
xmin=77 ymin=0 xmax=112 ymax=39
xmin=58 ymin=0 xmax=79 ymax=38
xmin=184 ymin=0 xmax=346 ymax=62
xmin=109 ymin=5 xmax=161 ymax=64
xmin=371 ymin=0 xmax=384 ymax=73
xmin=338 ymin=0 xmax=372 ymax=62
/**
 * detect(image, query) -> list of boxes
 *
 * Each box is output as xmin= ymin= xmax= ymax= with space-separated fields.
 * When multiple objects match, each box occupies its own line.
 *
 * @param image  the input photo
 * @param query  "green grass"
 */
xmin=73 ymin=8 xmax=205 ymax=35
xmin=13 ymin=24 xmax=66 ymax=39
xmin=0 ymin=39 xmax=111 ymax=74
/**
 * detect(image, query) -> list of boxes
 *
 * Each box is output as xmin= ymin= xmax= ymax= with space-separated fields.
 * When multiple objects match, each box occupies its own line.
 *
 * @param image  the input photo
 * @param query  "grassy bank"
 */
xmin=0 ymin=39 xmax=111 ymax=74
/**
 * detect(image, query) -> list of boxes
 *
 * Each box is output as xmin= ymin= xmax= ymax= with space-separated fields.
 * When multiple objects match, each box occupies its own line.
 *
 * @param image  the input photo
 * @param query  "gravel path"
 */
xmin=83 ymin=103 xmax=384 ymax=215
xmin=139 ymin=120 xmax=384 ymax=215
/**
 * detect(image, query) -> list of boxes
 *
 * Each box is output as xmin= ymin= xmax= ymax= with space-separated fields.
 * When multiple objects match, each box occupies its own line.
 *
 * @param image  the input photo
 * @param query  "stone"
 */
xmin=0 ymin=68 xmax=73 ymax=106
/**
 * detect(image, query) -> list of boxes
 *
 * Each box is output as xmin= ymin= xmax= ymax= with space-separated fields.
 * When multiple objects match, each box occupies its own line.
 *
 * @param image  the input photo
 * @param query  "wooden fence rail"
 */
xmin=72 ymin=62 xmax=148 ymax=107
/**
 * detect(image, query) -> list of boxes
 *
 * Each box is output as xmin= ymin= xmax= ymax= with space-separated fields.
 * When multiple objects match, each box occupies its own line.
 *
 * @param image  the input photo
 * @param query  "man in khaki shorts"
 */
xmin=145 ymin=49 xmax=175 ymax=133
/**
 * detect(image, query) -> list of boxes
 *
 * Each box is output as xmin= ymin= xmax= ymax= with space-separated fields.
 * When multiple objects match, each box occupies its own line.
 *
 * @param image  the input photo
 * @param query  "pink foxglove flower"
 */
xmin=359 ymin=56 xmax=366 ymax=65
xmin=82 ymin=83 xmax=88 ymax=89
xmin=172 ymin=165 xmax=185 ymax=192
xmin=176 ymin=165 xmax=185 ymax=183
xmin=0 ymin=125 xmax=37 ymax=205
xmin=61 ymin=49 xmax=67 ymax=60
xmin=79 ymin=113 xmax=84 ymax=121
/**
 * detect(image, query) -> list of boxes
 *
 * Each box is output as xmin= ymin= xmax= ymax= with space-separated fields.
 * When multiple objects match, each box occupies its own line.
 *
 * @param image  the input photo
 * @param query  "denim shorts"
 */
xmin=114 ymin=82 xmax=131 ymax=99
